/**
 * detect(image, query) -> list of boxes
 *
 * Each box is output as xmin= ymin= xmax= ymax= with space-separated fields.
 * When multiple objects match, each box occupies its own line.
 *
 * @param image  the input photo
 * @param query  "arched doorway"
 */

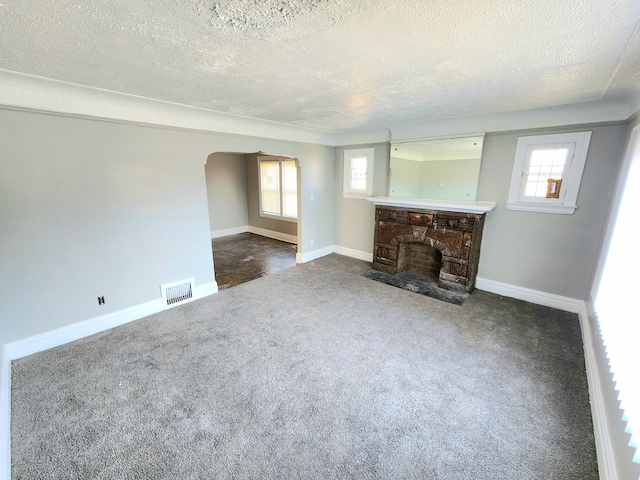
xmin=204 ymin=151 xmax=301 ymax=289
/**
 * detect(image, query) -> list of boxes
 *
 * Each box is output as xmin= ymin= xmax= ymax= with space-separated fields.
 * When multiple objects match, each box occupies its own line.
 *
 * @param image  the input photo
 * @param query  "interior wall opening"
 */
xmin=204 ymin=151 xmax=301 ymax=290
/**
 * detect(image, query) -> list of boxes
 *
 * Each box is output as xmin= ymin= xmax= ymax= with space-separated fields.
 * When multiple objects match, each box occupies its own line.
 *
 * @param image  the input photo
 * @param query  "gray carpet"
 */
xmin=11 ymin=254 xmax=597 ymax=479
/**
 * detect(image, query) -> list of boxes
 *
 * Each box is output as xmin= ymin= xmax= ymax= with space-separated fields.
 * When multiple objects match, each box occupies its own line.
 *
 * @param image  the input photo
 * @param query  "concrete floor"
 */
xmin=212 ymin=232 xmax=297 ymax=290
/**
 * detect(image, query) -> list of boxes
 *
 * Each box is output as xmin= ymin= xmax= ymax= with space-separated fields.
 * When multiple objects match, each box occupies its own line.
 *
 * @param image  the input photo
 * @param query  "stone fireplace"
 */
xmin=369 ymin=198 xmax=495 ymax=293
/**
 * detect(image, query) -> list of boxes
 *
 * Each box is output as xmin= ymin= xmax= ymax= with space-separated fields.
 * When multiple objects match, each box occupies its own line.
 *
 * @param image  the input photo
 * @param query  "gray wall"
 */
xmin=205 ymin=152 xmax=248 ymax=232
xmin=245 ymin=154 xmax=297 ymax=238
xmin=0 ymin=108 xmax=335 ymax=343
xmin=334 ymin=143 xmax=390 ymax=254
xmin=476 ymin=123 xmax=626 ymax=300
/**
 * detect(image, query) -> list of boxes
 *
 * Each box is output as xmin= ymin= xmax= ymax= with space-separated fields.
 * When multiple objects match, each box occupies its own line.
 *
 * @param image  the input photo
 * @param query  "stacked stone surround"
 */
xmin=372 ymin=205 xmax=487 ymax=293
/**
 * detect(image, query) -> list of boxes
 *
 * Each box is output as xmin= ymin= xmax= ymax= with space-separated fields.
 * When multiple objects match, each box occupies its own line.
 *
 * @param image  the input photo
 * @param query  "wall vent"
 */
xmin=161 ymin=278 xmax=194 ymax=308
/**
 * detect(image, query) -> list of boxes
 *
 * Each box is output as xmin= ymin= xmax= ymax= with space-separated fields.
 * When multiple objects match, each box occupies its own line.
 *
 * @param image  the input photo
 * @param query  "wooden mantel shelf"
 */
xmin=367 ymin=196 xmax=497 ymax=214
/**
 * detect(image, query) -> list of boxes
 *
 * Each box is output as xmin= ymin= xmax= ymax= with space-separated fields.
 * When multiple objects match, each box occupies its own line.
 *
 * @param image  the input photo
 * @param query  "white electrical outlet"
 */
xmin=310 ymin=239 xmax=315 ymax=247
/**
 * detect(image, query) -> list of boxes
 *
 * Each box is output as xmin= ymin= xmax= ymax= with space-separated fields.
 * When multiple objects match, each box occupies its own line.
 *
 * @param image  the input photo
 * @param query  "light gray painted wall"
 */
xmin=476 ymin=123 xmax=626 ymax=300
xmin=334 ymin=143 xmax=390 ymax=254
xmin=244 ymin=154 xmax=297 ymax=238
xmin=0 ymin=108 xmax=335 ymax=343
xmin=205 ymin=152 xmax=248 ymax=232
xmin=0 ymin=110 xmax=214 ymax=343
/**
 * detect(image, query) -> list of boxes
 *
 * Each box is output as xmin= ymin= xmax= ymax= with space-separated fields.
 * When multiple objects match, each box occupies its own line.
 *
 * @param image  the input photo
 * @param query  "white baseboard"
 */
xmin=194 ymin=281 xmax=218 ymax=299
xmin=211 ymin=225 xmax=298 ymax=245
xmin=213 ymin=234 xmax=370 ymax=267
xmin=296 ymin=245 xmax=335 ymax=264
xmin=7 ymin=279 xmax=219 ymax=361
xmin=210 ymin=226 xmax=249 ymax=239
xmin=578 ymin=302 xmax=619 ymax=480
xmin=333 ymin=245 xmax=373 ymax=262
xmin=475 ymin=276 xmax=584 ymax=313
xmin=247 ymin=226 xmax=297 ymax=245
xmin=0 ymin=345 xmax=10 ymax=480
xmin=6 ymin=299 xmax=165 ymax=361
xmin=296 ymin=244 xmax=373 ymax=264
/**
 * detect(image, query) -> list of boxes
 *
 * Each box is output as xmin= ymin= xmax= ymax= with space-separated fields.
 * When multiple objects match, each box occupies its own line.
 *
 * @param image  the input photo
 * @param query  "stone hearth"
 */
xmin=372 ymin=205 xmax=489 ymax=293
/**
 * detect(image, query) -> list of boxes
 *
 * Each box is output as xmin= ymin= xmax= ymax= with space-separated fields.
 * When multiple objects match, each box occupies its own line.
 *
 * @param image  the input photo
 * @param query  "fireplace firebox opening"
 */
xmin=398 ymin=242 xmax=443 ymax=280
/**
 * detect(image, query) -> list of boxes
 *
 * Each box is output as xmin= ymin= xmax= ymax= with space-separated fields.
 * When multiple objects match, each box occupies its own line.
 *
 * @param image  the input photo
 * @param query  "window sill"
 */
xmin=505 ymin=202 xmax=577 ymax=215
xmin=343 ymin=192 xmax=372 ymax=199
xmin=259 ymin=213 xmax=298 ymax=223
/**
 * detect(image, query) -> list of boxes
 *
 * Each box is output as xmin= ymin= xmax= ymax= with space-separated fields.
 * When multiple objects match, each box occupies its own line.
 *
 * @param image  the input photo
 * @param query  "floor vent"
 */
xmin=161 ymin=278 xmax=194 ymax=308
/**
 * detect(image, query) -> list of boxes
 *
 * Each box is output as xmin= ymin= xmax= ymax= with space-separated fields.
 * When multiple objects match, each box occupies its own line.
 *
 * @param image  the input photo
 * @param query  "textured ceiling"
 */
xmin=1 ymin=0 xmax=640 ymax=133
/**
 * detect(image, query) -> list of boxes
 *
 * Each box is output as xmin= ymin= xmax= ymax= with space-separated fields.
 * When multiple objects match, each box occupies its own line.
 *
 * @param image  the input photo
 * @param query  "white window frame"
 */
xmin=257 ymin=156 xmax=298 ymax=223
xmin=506 ymin=131 xmax=592 ymax=214
xmin=343 ymin=148 xmax=374 ymax=198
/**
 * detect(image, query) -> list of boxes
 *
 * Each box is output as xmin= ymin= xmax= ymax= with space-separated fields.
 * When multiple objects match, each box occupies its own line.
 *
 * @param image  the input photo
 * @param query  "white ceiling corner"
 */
xmin=0 ymin=0 xmax=639 ymax=142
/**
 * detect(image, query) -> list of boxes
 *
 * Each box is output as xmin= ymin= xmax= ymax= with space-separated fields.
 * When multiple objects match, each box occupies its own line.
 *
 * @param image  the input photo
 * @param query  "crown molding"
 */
xmin=332 ymin=127 xmax=391 ymax=147
xmin=0 ymin=69 xmax=338 ymax=146
xmin=1 ymin=69 xmax=636 ymax=148
xmin=389 ymin=101 xmax=635 ymax=143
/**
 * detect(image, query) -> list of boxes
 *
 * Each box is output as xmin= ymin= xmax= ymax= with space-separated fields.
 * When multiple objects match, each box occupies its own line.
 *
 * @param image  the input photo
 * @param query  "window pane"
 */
xmin=282 ymin=160 xmax=297 ymax=218
xmin=283 ymin=193 xmax=297 ymax=218
xmin=551 ymin=164 xmax=564 ymax=176
xmin=523 ymin=148 xmax=568 ymax=198
xmin=525 ymin=181 xmax=538 ymax=197
xmin=260 ymin=161 xmax=280 ymax=215
xmin=350 ymin=156 xmax=368 ymax=191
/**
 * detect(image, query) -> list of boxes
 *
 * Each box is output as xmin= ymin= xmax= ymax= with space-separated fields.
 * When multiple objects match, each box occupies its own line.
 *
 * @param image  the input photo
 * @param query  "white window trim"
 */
xmin=257 ymin=156 xmax=298 ymax=223
xmin=506 ymin=131 xmax=592 ymax=215
xmin=343 ymin=148 xmax=374 ymax=199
